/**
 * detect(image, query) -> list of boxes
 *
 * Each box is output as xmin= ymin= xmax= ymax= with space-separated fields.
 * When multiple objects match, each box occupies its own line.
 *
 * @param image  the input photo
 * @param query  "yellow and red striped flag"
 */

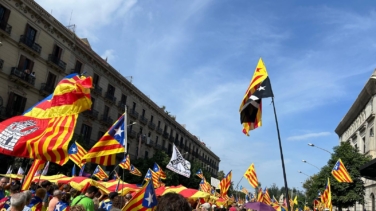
xmin=93 ymin=165 xmax=108 ymax=180
xmin=263 ymin=188 xmax=271 ymax=205
xmin=122 ymin=180 xmax=157 ymax=211
xmin=196 ymin=169 xmax=204 ymax=179
xmin=153 ymin=162 xmax=166 ymax=180
xmin=321 ymin=178 xmax=332 ymax=211
xmin=199 ymin=179 xmax=211 ymax=193
xmin=219 ymin=171 xmax=232 ymax=197
xmin=0 ymin=74 xmax=92 ymax=165
xmin=129 ymin=165 xmax=142 ymax=176
xmin=239 ymin=58 xmax=274 ymax=136
xmin=244 ymin=163 xmax=258 ymax=188
xmin=119 ymin=154 xmax=131 ymax=170
xmin=68 ymin=141 xmax=87 ymax=167
xmin=144 ymin=168 xmax=161 ymax=188
xmin=82 ymin=112 xmax=127 ymax=166
xmin=331 ymin=159 xmax=353 ymax=183
xmin=256 ymin=188 xmax=264 ymax=202
xmin=21 ymin=159 xmax=45 ymax=190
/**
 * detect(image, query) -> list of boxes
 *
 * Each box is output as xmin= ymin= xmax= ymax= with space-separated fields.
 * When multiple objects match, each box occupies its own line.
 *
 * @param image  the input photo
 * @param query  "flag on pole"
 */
xmin=195 ymin=169 xmax=204 ymax=179
xmin=0 ymin=74 xmax=92 ymax=165
xmin=199 ymin=179 xmax=211 ymax=193
xmin=263 ymin=188 xmax=271 ymax=205
xmin=321 ymin=178 xmax=332 ymax=211
xmin=22 ymin=159 xmax=45 ymax=191
xmin=72 ymin=165 xmax=76 ymax=176
xmin=166 ymin=144 xmax=191 ymax=178
xmin=331 ymin=159 xmax=353 ymax=183
xmin=68 ymin=141 xmax=87 ymax=167
xmin=119 ymin=154 xmax=131 ymax=170
xmin=41 ymin=161 xmax=49 ymax=175
xmin=244 ymin=163 xmax=258 ymax=188
xmin=153 ymin=163 xmax=166 ymax=180
xmin=6 ymin=166 xmax=12 ymax=174
xmin=239 ymin=58 xmax=274 ymax=136
xmin=121 ymin=180 xmax=157 ymax=211
xmin=83 ymin=113 xmax=127 ymax=166
xmin=93 ymin=165 xmax=108 ymax=180
xmin=129 ymin=165 xmax=142 ymax=176
xmin=17 ymin=167 xmax=24 ymax=176
xmin=257 ymin=188 xmax=264 ymax=202
xmin=79 ymin=164 xmax=86 ymax=176
xmin=219 ymin=171 xmax=232 ymax=197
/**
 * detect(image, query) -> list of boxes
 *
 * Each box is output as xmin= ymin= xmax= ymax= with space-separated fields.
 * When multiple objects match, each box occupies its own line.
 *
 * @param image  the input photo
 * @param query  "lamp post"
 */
xmin=307 ymin=143 xmax=332 ymax=155
xmin=298 ymin=171 xmax=310 ymax=177
xmin=302 ymin=160 xmax=320 ymax=170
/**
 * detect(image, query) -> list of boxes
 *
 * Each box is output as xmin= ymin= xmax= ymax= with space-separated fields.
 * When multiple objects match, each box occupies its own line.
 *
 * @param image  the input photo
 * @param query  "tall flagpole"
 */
xmin=121 ymin=105 xmax=128 ymax=205
xmin=271 ymin=97 xmax=290 ymax=211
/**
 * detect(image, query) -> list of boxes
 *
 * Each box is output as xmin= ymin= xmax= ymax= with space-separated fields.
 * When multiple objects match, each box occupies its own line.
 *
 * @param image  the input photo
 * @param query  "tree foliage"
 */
xmin=303 ymin=142 xmax=371 ymax=210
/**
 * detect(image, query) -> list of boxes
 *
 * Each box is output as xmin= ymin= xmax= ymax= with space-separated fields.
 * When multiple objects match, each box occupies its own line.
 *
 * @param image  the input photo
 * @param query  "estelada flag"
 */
xmin=331 ymin=158 xmax=353 ymax=183
xmin=239 ymin=58 xmax=274 ymax=136
xmin=0 ymin=74 xmax=92 ymax=165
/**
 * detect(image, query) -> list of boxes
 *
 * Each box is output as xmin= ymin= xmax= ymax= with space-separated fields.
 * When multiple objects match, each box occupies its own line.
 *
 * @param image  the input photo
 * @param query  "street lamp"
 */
xmin=298 ymin=171 xmax=310 ymax=177
xmin=128 ymin=122 xmax=137 ymax=126
xmin=302 ymin=159 xmax=320 ymax=170
xmin=307 ymin=143 xmax=332 ymax=155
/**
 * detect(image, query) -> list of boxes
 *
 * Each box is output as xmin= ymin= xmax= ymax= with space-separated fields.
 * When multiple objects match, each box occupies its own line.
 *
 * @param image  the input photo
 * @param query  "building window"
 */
xmin=148 ymin=132 xmax=151 ymax=137
xmin=45 ymin=72 xmax=56 ymax=90
xmin=168 ymin=144 xmax=172 ymax=156
xmin=52 ymin=45 xmax=63 ymax=60
xmin=145 ymin=151 xmax=149 ymax=159
xmin=0 ymin=5 xmax=11 ymax=29
xmin=132 ymin=102 xmax=136 ymax=110
xmin=142 ymin=109 xmax=145 ymax=117
xmin=107 ymin=84 xmax=115 ymax=96
xmin=120 ymin=94 xmax=127 ymax=104
xmin=97 ymin=131 xmax=104 ymax=140
xmin=157 ymin=121 xmax=161 ymax=128
xmin=74 ymin=60 xmax=82 ymax=74
xmin=93 ymin=74 xmax=99 ymax=86
xmin=127 ymin=143 xmax=130 ymax=151
xmin=150 ymin=115 xmax=154 ymax=123
xmin=363 ymin=137 xmax=366 ymax=153
xmin=91 ymin=98 xmax=95 ymax=109
xmin=156 ymin=136 xmax=159 ymax=144
xmin=6 ymin=92 xmax=27 ymax=117
xmin=139 ymin=127 xmax=143 ymax=134
xmin=18 ymin=55 xmax=34 ymax=72
xmin=103 ymin=106 xmax=109 ymax=117
xmin=370 ymin=128 xmax=374 ymax=137
xmin=24 ymin=24 xmax=37 ymax=44
xmin=81 ymin=124 xmax=92 ymax=142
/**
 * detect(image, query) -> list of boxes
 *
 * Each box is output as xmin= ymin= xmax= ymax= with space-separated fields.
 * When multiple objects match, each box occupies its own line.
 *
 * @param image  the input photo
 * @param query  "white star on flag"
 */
xmin=71 ymin=147 xmax=77 ymax=152
xmin=257 ymin=86 xmax=265 ymax=91
xmin=145 ymin=192 xmax=154 ymax=206
xmin=114 ymin=127 xmax=124 ymax=136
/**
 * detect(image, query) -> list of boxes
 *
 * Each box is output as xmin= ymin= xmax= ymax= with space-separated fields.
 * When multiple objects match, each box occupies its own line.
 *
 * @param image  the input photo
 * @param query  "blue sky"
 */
xmin=36 ymin=0 xmax=376 ymax=193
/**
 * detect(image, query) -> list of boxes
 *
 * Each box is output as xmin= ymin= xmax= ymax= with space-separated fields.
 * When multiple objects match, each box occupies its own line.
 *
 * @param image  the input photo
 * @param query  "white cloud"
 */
xmin=287 ymin=132 xmax=332 ymax=141
xmin=101 ymin=49 xmax=116 ymax=64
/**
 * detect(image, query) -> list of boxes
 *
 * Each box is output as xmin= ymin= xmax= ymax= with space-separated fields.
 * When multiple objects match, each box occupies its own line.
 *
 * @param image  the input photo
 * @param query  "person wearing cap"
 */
xmin=98 ymin=192 xmax=118 ymax=211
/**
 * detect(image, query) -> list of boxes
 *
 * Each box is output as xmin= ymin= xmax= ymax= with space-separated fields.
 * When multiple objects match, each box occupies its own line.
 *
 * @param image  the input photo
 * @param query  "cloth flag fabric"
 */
xmin=144 ymin=169 xmax=161 ymax=188
xmin=129 ymin=165 xmax=142 ymax=176
xmin=6 ymin=166 xmax=12 ymax=174
xmin=331 ymin=158 xmax=353 ymax=183
xmin=68 ymin=141 xmax=87 ymax=167
xmin=17 ymin=167 xmax=24 ymax=175
xmin=93 ymin=165 xmax=108 ymax=180
xmin=244 ymin=163 xmax=258 ymax=188
xmin=166 ymin=144 xmax=191 ymax=178
xmin=239 ymin=58 xmax=274 ymax=136
xmin=54 ymin=201 xmax=69 ymax=211
xmin=153 ymin=162 xmax=166 ymax=180
xmin=219 ymin=170 xmax=232 ymax=197
xmin=72 ymin=165 xmax=76 ymax=176
xmin=321 ymin=178 xmax=332 ymax=211
xmin=42 ymin=161 xmax=49 ymax=175
xmin=144 ymin=169 xmax=152 ymax=181
xmin=0 ymin=74 xmax=92 ymax=165
xmin=257 ymin=188 xmax=264 ymax=202
xmin=119 ymin=154 xmax=131 ymax=170
xmin=196 ymin=169 xmax=204 ymax=179
xmin=0 ymin=197 xmax=10 ymax=211
xmin=27 ymin=196 xmax=43 ymax=211
xmin=22 ymin=159 xmax=45 ymax=190
xmin=79 ymin=164 xmax=86 ymax=176
xmin=121 ymin=180 xmax=157 ymax=211
xmin=263 ymin=188 xmax=271 ymax=205
xmin=199 ymin=179 xmax=211 ymax=193
xmin=83 ymin=113 xmax=127 ymax=166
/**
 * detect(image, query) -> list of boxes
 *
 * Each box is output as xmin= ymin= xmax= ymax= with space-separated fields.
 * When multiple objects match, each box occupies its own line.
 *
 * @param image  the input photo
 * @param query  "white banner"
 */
xmin=166 ymin=144 xmax=191 ymax=178
xmin=211 ymin=177 xmax=220 ymax=189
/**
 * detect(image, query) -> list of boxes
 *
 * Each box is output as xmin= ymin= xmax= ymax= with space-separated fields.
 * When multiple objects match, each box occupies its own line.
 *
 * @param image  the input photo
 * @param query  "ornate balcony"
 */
xmin=156 ymin=127 xmax=163 ymax=135
xmin=139 ymin=115 xmax=148 ymax=125
xmin=129 ymin=109 xmax=139 ymax=119
xmin=9 ymin=67 xmax=35 ymax=88
xmin=19 ymin=35 xmax=41 ymax=56
xmin=104 ymin=92 xmax=116 ymax=104
xmin=83 ymin=109 xmax=99 ymax=120
xmin=0 ymin=21 xmax=12 ymax=36
xmin=127 ymin=128 xmax=136 ymax=138
xmin=148 ymin=122 xmax=156 ymax=130
xmin=47 ymin=54 xmax=66 ymax=72
xmin=92 ymin=84 xmax=102 ymax=96
xmin=163 ymin=132 xmax=169 ymax=139
xmin=39 ymin=83 xmax=54 ymax=96
xmin=100 ymin=114 xmax=113 ymax=127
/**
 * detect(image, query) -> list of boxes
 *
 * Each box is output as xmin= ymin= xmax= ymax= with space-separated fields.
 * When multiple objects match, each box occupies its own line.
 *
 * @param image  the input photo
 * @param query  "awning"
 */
xmin=360 ymin=158 xmax=376 ymax=181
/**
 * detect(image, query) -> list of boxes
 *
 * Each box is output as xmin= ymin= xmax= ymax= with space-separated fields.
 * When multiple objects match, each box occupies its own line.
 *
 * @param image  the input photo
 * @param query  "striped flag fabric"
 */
xmin=144 ymin=169 xmax=152 ymax=181
xmin=144 ymin=169 xmax=161 ymax=188
xmin=0 ymin=74 xmax=92 ymax=165
xmin=239 ymin=58 xmax=274 ymax=136
xmin=153 ymin=162 xmax=166 ymax=180
xmin=199 ymin=179 xmax=211 ymax=193
xmin=68 ymin=142 xmax=87 ymax=167
xmin=129 ymin=165 xmax=142 ymax=176
xmin=263 ymin=188 xmax=271 ymax=205
xmin=93 ymin=165 xmax=108 ymax=180
xmin=331 ymin=159 xmax=353 ymax=183
xmin=119 ymin=154 xmax=131 ymax=170
xmin=83 ymin=112 xmax=127 ymax=166
xmin=121 ymin=180 xmax=157 ymax=211
xmin=321 ymin=178 xmax=332 ymax=211
xmin=244 ymin=163 xmax=258 ymax=188
xmin=219 ymin=170 xmax=232 ymax=197
xmin=196 ymin=169 xmax=204 ymax=179
xmin=257 ymin=188 xmax=264 ymax=202
xmin=22 ymin=159 xmax=45 ymax=191
xmin=41 ymin=161 xmax=49 ymax=175
xmin=27 ymin=195 xmax=43 ymax=211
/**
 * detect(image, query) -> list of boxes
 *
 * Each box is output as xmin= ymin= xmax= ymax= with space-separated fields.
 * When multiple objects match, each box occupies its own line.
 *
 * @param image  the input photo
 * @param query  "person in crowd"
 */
xmin=60 ymin=185 xmax=70 ymax=194
xmin=229 ymin=202 xmax=237 ymax=211
xmin=98 ymin=192 xmax=118 ymax=211
xmin=110 ymin=196 xmax=126 ymax=210
xmin=47 ymin=190 xmax=62 ymax=211
xmin=54 ymin=193 xmax=70 ymax=211
xmin=123 ymin=194 xmax=132 ymax=206
xmin=155 ymin=193 xmax=191 ymax=211
xmin=69 ymin=189 xmax=79 ymax=202
xmin=27 ymin=188 xmax=46 ymax=211
xmin=200 ymin=202 xmax=211 ymax=211
xmin=40 ymin=181 xmax=52 ymax=208
xmin=2 ymin=183 xmax=21 ymax=211
xmin=0 ymin=177 xmax=10 ymax=199
xmin=71 ymin=186 xmax=99 ymax=211
xmin=21 ymin=191 xmax=32 ymax=211
xmin=9 ymin=193 xmax=26 ymax=211
xmin=70 ymin=205 xmax=85 ymax=211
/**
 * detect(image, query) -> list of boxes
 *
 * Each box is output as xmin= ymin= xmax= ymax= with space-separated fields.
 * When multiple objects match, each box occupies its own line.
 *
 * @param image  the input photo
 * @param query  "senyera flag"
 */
xmin=331 ymin=158 xmax=353 ymax=183
xmin=219 ymin=170 xmax=232 ymax=197
xmin=244 ymin=163 xmax=258 ymax=188
xmin=0 ymin=73 xmax=92 ymax=165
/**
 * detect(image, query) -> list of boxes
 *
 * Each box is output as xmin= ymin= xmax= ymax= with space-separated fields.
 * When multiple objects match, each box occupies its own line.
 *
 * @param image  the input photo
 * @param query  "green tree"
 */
xmin=303 ymin=142 xmax=371 ymax=211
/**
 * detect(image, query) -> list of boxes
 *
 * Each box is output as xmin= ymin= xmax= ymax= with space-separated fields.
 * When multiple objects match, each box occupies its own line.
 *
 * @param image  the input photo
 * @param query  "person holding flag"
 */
xmin=54 ymin=193 xmax=70 ymax=211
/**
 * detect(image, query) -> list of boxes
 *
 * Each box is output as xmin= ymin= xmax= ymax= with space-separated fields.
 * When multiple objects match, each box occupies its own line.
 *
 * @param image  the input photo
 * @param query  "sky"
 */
xmin=35 ymin=0 xmax=376 ymax=193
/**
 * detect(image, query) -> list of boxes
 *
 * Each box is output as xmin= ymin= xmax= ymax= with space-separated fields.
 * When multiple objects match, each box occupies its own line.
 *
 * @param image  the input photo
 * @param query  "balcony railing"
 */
xmin=127 ymin=128 xmax=136 ymax=138
xmin=148 ymin=122 xmax=156 ymax=130
xmin=156 ymin=127 xmax=163 ymax=134
xmin=104 ymin=92 xmax=116 ymax=104
xmin=0 ymin=59 xmax=3 ymax=70
xmin=83 ymin=109 xmax=99 ymax=119
xmin=39 ymin=83 xmax=54 ymax=95
xmin=92 ymin=84 xmax=102 ymax=96
xmin=47 ymin=54 xmax=66 ymax=71
xmin=139 ymin=115 xmax=148 ymax=125
xmin=19 ymin=35 xmax=41 ymax=54
xmin=129 ymin=109 xmax=139 ymax=119
xmin=10 ymin=67 xmax=35 ymax=86
xmin=0 ymin=21 xmax=12 ymax=35
xmin=163 ymin=132 xmax=169 ymax=139
xmin=100 ymin=114 xmax=113 ymax=126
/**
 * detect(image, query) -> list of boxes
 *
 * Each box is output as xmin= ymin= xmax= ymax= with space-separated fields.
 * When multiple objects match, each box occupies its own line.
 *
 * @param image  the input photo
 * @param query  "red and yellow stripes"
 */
xmin=70 ymin=142 xmax=87 ymax=168
xmin=321 ymin=178 xmax=332 ymax=211
xmin=22 ymin=159 xmax=45 ymax=191
xmin=199 ymin=179 xmax=211 ymax=193
xmin=94 ymin=166 xmax=108 ymax=180
xmin=244 ymin=163 xmax=258 ymax=188
xmin=130 ymin=165 xmax=142 ymax=177
xmin=83 ymin=135 xmax=122 ymax=165
xmin=331 ymin=159 xmax=353 ymax=183
xmin=119 ymin=155 xmax=131 ymax=170
xmin=219 ymin=171 xmax=232 ymax=197
xmin=122 ymin=181 xmax=154 ymax=211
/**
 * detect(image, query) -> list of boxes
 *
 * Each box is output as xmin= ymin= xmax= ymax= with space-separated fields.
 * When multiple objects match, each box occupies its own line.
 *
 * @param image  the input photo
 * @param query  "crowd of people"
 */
xmin=0 ymin=177 xmax=248 ymax=211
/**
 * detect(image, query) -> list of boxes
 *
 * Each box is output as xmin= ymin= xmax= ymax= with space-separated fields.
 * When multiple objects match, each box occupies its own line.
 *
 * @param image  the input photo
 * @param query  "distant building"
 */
xmin=335 ymin=70 xmax=376 ymax=211
xmin=0 ymin=0 xmax=220 ymax=176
